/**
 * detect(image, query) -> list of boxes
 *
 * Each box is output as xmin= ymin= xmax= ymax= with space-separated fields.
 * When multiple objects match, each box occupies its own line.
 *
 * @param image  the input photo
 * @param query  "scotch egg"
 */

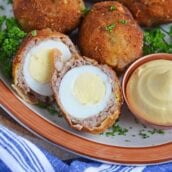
xmin=13 ymin=0 xmax=85 ymax=33
xmin=52 ymin=57 xmax=122 ymax=134
xmin=12 ymin=29 xmax=79 ymax=104
xmin=79 ymin=1 xmax=143 ymax=71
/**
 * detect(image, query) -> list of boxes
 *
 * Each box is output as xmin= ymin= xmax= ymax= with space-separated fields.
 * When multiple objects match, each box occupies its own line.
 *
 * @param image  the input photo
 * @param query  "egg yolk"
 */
xmin=29 ymin=49 xmax=54 ymax=83
xmin=73 ymin=72 xmax=106 ymax=105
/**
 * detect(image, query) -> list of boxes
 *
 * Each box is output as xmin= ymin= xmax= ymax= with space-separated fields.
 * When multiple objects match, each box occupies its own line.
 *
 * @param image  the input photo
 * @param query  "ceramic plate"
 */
xmin=0 ymin=0 xmax=172 ymax=165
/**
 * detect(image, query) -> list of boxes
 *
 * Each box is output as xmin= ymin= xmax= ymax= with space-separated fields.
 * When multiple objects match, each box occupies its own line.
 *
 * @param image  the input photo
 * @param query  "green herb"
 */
xmin=139 ymin=129 xmax=150 ymax=139
xmin=118 ymin=19 xmax=128 ymax=24
xmin=109 ymin=5 xmax=117 ymax=11
xmin=157 ymin=129 xmax=165 ymax=134
xmin=0 ymin=6 xmax=4 ymax=10
xmin=81 ymin=7 xmax=90 ymax=16
xmin=31 ymin=30 xmax=37 ymax=37
xmin=0 ymin=17 xmax=26 ymax=78
xmin=143 ymin=26 xmax=172 ymax=55
xmin=148 ymin=129 xmax=165 ymax=135
xmin=105 ymin=123 xmax=128 ymax=137
xmin=4 ymin=0 xmax=12 ymax=4
xmin=37 ymin=102 xmax=63 ymax=117
xmin=105 ymin=23 xmax=115 ymax=33
xmin=139 ymin=128 xmax=165 ymax=139
xmin=169 ymin=26 xmax=172 ymax=36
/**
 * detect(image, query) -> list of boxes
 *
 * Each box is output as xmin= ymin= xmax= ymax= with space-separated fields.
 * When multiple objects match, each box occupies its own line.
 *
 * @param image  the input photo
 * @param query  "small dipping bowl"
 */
xmin=122 ymin=53 xmax=172 ymax=129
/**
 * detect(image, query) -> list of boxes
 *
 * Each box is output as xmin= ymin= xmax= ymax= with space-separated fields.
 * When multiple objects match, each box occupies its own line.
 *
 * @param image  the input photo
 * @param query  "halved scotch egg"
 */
xmin=12 ymin=29 xmax=79 ymax=104
xmin=52 ymin=56 xmax=122 ymax=134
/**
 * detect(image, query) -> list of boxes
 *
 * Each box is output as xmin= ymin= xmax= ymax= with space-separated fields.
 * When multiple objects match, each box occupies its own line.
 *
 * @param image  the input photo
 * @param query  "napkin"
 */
xmin=0 ymin=125 xmax=172 ymax=172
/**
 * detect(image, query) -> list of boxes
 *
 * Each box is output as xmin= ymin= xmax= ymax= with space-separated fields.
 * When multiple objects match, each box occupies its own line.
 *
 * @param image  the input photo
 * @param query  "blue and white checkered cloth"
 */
xmin=0 ymin=125 xmax=172 ymax=172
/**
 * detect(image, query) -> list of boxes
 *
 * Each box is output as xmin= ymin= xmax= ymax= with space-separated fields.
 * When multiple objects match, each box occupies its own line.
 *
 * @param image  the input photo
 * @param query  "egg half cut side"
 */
xmin=59 ymin=65 xmax=112 ymax=119
xmin=13 ymin=29 xmax=79 ymax=104
xmin=52 ymin=57 xmax=122 ymax=133
xmin=23 ymin=39 xmax=72 ymax=97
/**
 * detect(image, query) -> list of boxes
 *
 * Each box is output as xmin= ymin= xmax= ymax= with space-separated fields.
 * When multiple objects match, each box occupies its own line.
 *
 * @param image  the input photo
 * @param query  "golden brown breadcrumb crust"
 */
xmin=94 ymin=0 xmax=172 ymax=26
xmin=116 ymin=0 xmax=172 ymax=27
xmin=52 ymin=56 xmax=122 ymax=134
xmin=79 ymin=1 xmax=143 ymax=71
xmin=13 ymin=0 xmax=85 ymax=33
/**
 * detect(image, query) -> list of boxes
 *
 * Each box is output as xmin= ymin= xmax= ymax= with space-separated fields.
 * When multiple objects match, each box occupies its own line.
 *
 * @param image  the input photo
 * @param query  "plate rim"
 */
xmin=1 ymin=81 xmax=172 ymax=165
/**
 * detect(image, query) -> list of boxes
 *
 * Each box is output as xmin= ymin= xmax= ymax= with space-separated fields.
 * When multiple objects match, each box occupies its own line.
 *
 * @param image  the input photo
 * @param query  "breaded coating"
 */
xmin=13 ymin=0 xmax=85 ymax=33
xmin=115 ymin=0 xmax=172 ymax=27
xmin=79 ymin=1 xmax=143 ymax=71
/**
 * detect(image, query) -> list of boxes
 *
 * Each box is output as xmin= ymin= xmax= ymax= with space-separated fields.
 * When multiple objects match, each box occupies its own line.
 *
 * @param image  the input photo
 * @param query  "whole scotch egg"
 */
xmin=12 ymin=29 xmax=79 ymax=104
xmin=13 ymin=0 xmax=85 ymax=33
xmin=52 ymin=56 xmax=122 ymax=134
xmin=79 ymin=1 xmax=143 ymax=71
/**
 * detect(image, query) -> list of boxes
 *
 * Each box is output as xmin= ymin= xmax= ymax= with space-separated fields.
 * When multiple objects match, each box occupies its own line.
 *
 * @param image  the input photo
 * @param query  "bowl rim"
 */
xmin=122 ymin=53 xmax=172 ymax=128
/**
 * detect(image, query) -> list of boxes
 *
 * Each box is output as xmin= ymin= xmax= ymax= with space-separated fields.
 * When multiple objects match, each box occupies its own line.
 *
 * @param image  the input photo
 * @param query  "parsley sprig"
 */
xmin=0 ymin=17 xmax=26 ymax=78
xmin=143 ymin=26 xmax=172 ymax=55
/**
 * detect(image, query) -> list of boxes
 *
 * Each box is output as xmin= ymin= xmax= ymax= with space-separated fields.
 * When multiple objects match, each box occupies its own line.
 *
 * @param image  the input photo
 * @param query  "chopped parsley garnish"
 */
xmin=139 ymin=129 xmax=150 ymax=139
xmin=81 ymin=7 xmax=90 ymax=16
xmin=104 ymin=124 xmax=128 ymax=137
xmin=143 ymin=26 xmax=172 ymax=55
xmin=31 ymin=30 xmax=37 ymax=37
xmin=105 ymin=23 xmax=116 ymax=33
xmin=37 ymin=102 xmax=63 ymax=117
xmin=139 ymin=128 xmax=165 ymax=139
xmin=109 ymin=5 xmax=117 ymax=11
xmin=119 ymin=19 xmax=128 ymax=24
xmin=148 ymin=129 xmax=165 ymax=135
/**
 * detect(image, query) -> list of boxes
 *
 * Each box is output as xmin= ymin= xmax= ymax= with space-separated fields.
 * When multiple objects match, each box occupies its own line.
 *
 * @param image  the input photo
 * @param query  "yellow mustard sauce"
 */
xmin=126 ymin=59 xmax=172 ymax=125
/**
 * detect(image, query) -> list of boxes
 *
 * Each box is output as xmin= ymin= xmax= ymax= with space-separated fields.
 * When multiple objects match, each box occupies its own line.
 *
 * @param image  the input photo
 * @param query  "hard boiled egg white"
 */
xmin=23 ymin=39 xmax=71 ymax=96
xmin=59 ymin=65 xmax=112 ymax=119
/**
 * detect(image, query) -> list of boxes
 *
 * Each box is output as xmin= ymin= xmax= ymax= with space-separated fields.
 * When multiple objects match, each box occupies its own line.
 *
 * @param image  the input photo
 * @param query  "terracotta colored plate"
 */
xmin=0 ymin=81 xmax=172 ymax=165
xmin=0 ymin=0 xmax=172 ymax=165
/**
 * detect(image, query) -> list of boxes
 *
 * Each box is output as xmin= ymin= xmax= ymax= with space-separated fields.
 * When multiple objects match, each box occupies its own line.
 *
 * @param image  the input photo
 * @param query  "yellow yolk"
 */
xmin=73 ymin=72 xmax=106 ymax=105
xmin=29 ymin=49 xmax=54 ymax=83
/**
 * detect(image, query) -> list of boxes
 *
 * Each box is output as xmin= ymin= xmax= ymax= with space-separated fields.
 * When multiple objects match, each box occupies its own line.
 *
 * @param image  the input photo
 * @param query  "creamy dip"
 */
xmin=126 ymin=59 xmax=172 ymax=126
